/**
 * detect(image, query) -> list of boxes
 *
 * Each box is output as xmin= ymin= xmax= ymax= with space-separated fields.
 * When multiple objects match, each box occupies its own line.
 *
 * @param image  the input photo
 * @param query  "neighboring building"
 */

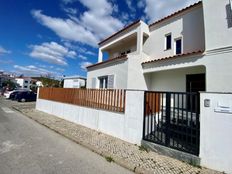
xmin=15 ymin=77 xmax=31 ymax=89
xmin=87 ymin=0 xmax=232 ymax=94
xmin=63 ymin=76 xmax=86 ymax=88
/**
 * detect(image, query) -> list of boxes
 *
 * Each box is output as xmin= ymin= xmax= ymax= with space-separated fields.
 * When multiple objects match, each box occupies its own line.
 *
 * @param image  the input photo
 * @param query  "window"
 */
xmin=99 ymin=76 xmax=108 ymax=89
xmin=165 ymin=34 xmax=172 ymax=50
xmin=24 ymin=86 xmax=28 ymax=88
xmin=175 ymin=38 xmax=182 ymax=55
xmin=24 ymin=80 xmax=28 ymax=83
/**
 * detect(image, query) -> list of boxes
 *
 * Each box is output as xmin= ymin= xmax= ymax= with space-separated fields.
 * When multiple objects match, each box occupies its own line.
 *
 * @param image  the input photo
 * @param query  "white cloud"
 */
xmin=32 ymin=10 xmax=99 ymax=47
xmin=137 ymin=0 xmax=145 ymax=9
xmin=144 ymin=0 xmax=199 ymax=23
xmin=29 ymin=41 xmax=76 ymax=66
xmin=80 ymin=61 xmax=92 ymax=71
xmin=32 ymin=0 xmax=124 ymax=47
xmin=63 ymin=7 xmax=78 ymax=15
xmin=13 ymin=65 xmax=60 ymax=77
xmin=0 ymin=46 xmax=11 ymax=54
xmin=126 ymin=0 xmax=136 ymax=12
xmin=55 ymin=67 xmax=65 ymax=72
xmin=0 ymin=59 xmax=13 ymax=64
xmin=61 ymin=0 xmax=77 ymax=4
xmin=79 ymin=55 xmax=88 ymax=60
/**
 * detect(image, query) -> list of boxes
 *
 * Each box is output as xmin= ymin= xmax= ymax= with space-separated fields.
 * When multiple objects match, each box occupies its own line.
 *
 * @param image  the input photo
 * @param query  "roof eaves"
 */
xmin=98 ymin=20 xmax=141 ymax=46
xmin=86 ymin=55 xmax=128 ymax=69
xmin=149 ymin=1 xmax=202 ymax=28
xmin=142 ymin=50 xmax=204 ymax=65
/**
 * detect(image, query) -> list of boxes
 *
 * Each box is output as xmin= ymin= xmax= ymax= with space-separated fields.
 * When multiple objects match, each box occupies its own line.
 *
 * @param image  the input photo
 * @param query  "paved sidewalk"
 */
xmin=13 ymin=106 xmax=221 ymax=174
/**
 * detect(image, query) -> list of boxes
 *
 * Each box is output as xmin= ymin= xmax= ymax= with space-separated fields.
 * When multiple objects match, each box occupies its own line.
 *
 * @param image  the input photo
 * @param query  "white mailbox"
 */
xmin=214 ymin=101 xmax=232 ymax=114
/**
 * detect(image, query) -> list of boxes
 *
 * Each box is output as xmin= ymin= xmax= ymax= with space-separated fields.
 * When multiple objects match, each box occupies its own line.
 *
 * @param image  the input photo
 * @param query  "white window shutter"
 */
xmin=108 ymin=75 xmax=114 ymax=89
xmin=92 ymin=78 xmax=96 ymax=88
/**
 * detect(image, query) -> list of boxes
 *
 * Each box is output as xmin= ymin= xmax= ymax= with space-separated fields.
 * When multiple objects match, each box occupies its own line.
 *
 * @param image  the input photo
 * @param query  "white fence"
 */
xmin=36 ymin=89 xmax=232 ymax=173
xmin=36 ymin=90 xmax=144 ymax=145
xmin=200 ymin=92 xmax=232 ymax=173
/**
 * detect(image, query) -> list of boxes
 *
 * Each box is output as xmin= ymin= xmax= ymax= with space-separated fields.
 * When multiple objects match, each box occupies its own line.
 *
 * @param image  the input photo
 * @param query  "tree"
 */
xmin=2 ymin=80 xmax=18 ymax=90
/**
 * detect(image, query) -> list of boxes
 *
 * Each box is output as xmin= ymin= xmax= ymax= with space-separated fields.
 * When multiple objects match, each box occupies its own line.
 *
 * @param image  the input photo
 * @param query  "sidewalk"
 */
xmin=13 ymin=105 xmax=221 ymax=174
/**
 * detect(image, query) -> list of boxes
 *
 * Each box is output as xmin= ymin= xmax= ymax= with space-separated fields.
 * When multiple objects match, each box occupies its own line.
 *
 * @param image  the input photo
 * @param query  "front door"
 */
xmin=186 ymin=74 xmax=205 ymax=112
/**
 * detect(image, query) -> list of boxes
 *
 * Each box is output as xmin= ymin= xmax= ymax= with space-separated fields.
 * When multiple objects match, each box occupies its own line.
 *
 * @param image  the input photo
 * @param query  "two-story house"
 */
xmin=15 ymin=77 xmax=31 ymax=90
xmin=87 ymin=0 xmax=232 ymax=95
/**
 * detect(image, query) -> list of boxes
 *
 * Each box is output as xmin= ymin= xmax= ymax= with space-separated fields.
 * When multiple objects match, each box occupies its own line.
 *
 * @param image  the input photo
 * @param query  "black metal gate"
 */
xmin=143 ymin=91 xmax=200 ymax=156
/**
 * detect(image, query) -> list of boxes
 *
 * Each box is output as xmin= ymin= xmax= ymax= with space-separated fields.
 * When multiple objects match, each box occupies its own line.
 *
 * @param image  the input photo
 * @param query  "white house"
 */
xmin=36 ymin=1 xmax=232 ymax=173
xmin=87 ymin=0 xmax=232 ymax=94
xmin=15 ymin=77 xmax=31 ymax=89
xmin=63 ymin=76 xmax=86 ymax=88
xmin=86 ymin=1 xmax=232 ymax=172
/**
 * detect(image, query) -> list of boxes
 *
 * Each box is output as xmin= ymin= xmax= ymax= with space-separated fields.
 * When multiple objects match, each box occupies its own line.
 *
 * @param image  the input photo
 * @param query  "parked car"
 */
xmin=4 ymin=89 xmax=30 ymax=99
xmin=15 ymin=91 xmax=37 ymax=102
xmin=9 ymin=91 xmax=22 ymax=100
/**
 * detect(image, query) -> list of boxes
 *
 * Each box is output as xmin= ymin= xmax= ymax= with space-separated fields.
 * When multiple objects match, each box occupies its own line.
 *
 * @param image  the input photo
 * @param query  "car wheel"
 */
xmin=21 ymin=98 xmax=26 ymax=102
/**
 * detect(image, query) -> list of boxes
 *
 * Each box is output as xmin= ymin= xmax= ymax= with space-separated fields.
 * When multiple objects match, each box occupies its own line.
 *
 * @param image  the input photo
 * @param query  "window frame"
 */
xmin=98 ymin=76 xmax=108 ymax=89
xmin=164 ymin=33 xmax=172 ymax=50
xmin=174 ymin=37 xmax=182 ymax=55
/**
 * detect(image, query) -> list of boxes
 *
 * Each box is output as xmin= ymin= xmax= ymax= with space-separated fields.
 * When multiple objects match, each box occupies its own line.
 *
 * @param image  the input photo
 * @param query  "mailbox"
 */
xmin=214 ymin=101 xmax=232 ymax=114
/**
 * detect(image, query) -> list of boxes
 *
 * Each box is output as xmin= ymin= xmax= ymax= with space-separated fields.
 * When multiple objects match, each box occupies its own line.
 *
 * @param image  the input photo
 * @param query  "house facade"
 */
xmin=87 ymin=0 xmax=232 ymax=94
xmin=63 ymin=76 xmax=86 ymax=88
xmin=15 ymin=77 xmax=31 ymax=89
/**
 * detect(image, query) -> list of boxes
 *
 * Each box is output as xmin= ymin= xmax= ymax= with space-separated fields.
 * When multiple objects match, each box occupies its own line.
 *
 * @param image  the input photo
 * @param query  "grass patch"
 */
xmin=105 ymin=156 xmax=114 ymax=163
xmin=138 ymin=145 xmax=148 ymax=152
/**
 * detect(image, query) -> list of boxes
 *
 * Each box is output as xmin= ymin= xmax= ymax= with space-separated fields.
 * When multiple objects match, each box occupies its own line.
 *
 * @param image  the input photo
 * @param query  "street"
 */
xmin=0 ymin=98 xmax=133 ymax=174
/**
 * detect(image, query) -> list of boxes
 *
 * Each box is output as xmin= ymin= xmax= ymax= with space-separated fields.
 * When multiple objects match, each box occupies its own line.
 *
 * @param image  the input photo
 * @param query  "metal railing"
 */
xmin=143 ymin=91 xmax=200 ymax=156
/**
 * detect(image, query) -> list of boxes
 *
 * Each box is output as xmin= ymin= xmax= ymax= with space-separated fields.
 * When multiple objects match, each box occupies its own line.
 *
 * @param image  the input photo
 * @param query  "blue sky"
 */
xmin=0 ymin=0 xmax=198 ymax=78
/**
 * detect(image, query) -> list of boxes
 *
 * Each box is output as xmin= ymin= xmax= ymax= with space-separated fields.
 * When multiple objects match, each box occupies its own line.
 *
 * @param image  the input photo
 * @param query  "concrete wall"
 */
xmin=36 ymin=90 xmax=144 ymax=145
xmin=127 ymin=52 xmax=150 ymax=90
xmin=200 ymin=92 xmax=232 ymax=173
xmin=203 ymin=0 xmax=232 ymax=51
xmin=87 ymin=59 xmax=128 ymax=89
xmin=149 ymin=66 xmax=205 ymax=92
xmin=144 ymin=4 xmax=205 ymax=59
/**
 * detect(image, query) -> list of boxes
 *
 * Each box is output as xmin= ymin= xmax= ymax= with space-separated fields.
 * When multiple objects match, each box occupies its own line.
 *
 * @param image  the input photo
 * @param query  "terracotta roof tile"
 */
xmin=142 ymin=50 xmax=204 ymax=65
xmin=149 ymin=1 xmax=202 ymax=28
xmin=87 ymin=55 xmax=128 ymax=69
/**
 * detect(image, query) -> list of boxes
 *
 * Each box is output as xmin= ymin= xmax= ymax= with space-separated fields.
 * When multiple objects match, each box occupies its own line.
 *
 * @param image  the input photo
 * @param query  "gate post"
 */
xmin=165 ymin=92 xmax=171 ymax=146
xmin=142 ymin=91 xmax=146 ymax=140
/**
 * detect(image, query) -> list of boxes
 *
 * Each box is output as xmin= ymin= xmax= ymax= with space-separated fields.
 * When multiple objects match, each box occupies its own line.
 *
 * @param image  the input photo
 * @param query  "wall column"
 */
xmin=98 ymin=49 xmax=103 ymax=62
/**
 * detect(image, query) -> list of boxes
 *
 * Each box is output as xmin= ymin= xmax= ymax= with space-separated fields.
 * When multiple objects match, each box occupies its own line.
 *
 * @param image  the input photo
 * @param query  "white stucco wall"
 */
xmin=203 ymin=0 xmax=232 ymax=51
xmin=87 ymin=59 xmax=128 ymax=89
xmin=149 ymin=66 xmax=205 ymax=92
xmin=126 ymin=52 xmax=150 ymax=90
xmin=143 ymin=4 xmax=205 ymax=59
xmin=15 ymin=78 xmax=31 ymax=89
xmin=200 ymin=92 xmax=232 ymax=173
xmin=36 ymin=90 xmax=144 ymax=145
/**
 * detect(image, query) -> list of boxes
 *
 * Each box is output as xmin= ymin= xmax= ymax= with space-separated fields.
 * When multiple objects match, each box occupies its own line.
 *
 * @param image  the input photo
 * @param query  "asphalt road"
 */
xmin=0 ymin=99 xmax=133 ymax=174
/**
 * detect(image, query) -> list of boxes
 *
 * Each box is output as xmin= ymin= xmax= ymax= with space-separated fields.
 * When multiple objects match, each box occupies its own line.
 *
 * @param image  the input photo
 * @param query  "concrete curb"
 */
xmin=12 ymin=106 xmax=154 ymax=174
